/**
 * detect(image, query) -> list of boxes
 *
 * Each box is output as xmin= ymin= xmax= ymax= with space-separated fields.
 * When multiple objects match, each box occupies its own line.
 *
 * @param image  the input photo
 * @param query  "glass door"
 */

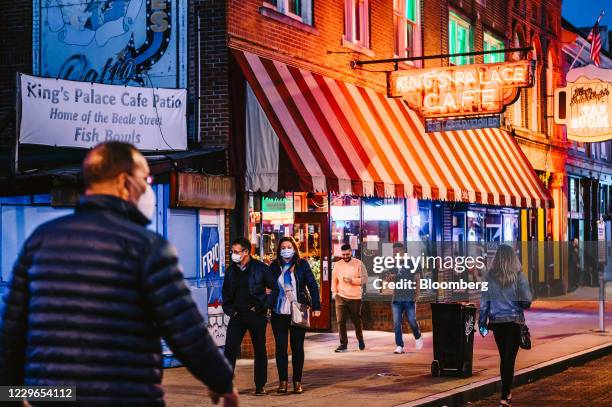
xmin=294 ymin=212 xmax=331 ymax=331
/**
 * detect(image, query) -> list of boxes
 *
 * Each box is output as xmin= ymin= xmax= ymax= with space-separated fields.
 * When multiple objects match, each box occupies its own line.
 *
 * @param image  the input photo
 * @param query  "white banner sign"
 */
xmin=19 ymin=74 xmax=187 ymax=151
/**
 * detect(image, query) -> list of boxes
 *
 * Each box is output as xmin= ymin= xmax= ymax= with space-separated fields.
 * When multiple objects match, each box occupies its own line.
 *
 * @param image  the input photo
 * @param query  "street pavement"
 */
xmin=467 ymin=353 xmax=612 ymax=407
xmin=162 ymin=300 xmax=612 ymax=407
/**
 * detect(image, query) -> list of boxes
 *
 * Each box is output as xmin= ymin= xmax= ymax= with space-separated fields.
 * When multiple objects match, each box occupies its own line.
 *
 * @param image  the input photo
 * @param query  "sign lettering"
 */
xmin=388 ymin=61 xmax=532 ymax=118
xmin=555 ymin=65 xmax=612 ymax=142
xmin=174 ymin=173 xmax=236 ymax=209
xmin=19 ymin=74 xmax=187 ymax=150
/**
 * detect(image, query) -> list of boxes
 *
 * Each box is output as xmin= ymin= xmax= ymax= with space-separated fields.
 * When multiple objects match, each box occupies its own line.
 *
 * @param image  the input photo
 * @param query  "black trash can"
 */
xmin=430 ymin=302 xmax=476 ymax=377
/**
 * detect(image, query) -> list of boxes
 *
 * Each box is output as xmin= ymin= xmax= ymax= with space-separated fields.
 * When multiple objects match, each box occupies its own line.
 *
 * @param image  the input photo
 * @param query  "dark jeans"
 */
xmin=335 ymin=295 xmax=363 ymax=346
xmin=271 ymin=313 xmax=307 ymax=382
xmin=224 ymin=311 xmax=268 ymax=388
xmin=391 ymin=300 xmax=421 ymax=347
xmin=491 ymin=322 xmax=521 ymax=400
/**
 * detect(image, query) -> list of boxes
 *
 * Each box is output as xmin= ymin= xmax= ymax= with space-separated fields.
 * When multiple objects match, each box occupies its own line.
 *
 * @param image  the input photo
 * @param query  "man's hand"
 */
xmin=265 ymin=288 xmax=272 ymax=294
xmin=209 ymin=388 xmax=240 ymax=407
xmin=332 ymin=292 xmax=336 ymax=301
xmin=312 ymin=310 xmax=321 ymax=317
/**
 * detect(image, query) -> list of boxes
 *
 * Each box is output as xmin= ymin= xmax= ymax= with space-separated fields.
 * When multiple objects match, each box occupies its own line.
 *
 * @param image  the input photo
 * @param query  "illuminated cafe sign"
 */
xmin=554 ymin=65 xmax=612 ymax=142
xmin=388 ymin=61 xmax=532 ymax=118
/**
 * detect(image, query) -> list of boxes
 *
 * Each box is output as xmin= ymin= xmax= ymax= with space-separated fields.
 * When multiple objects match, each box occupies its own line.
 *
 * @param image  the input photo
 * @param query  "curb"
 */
xmin=398 ymin=341 xmax=612 ymax=407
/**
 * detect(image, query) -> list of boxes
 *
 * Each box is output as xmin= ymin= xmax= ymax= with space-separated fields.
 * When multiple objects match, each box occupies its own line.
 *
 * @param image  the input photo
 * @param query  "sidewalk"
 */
xmin=162 ymin=301 xmax=612 ymax=407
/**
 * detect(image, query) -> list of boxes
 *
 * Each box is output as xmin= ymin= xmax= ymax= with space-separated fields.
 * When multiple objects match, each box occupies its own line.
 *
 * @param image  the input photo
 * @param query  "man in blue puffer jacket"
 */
xmin=0 ymin=142 xmax=238 ymax=406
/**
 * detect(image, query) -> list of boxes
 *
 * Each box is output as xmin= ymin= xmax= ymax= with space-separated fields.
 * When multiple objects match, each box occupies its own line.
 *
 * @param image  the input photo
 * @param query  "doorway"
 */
xmin=294 ymin=212 xmax=331 ymax=331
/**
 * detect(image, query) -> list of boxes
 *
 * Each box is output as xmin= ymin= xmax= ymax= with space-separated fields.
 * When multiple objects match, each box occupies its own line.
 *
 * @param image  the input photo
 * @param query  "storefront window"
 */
xmin=406 ymin=198 xmax=432 ymax=242
xmin=362 ymin=198 xmax=405 ymax=296
xmin=362 ymin=197 xmax=404 ymax=249
xmin=247 ymin=193 xmax=262 ymax=260
xmin=502 ymin=212 xmax=519 ymax=242
xmin=294 ymin=192 xmax=329 ymax=213
xmin=466 ymin=210 xmax=485 ymax=242
xmin=569 ymin=177 xmax=577 ymax=213
xmin=600 ymin=185 xmax=608 ymax=217
xmin=569 ymin=177 xmax=584 ymax=214
xmin=485 ymin=213 xmax=502 ymax=242
xmin=1 ymin=203 xmax=73 ymax=283
xmin=260 ymin=193 xmax=294 ymax=264
xmin=330 ymin=194 xmax=361 ymax=258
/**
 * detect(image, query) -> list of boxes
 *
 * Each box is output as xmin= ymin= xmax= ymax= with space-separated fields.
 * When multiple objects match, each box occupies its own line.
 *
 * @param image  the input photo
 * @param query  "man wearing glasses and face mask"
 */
xmin=222 ymin=237 xmax=276 ymax=396
xmin=0 ymin=141 xmax=238 ymax=407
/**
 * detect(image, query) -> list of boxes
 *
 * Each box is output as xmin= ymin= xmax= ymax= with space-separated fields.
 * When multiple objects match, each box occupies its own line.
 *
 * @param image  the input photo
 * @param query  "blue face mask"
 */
xmin=280 ymin=248 xmax=295 ymax=259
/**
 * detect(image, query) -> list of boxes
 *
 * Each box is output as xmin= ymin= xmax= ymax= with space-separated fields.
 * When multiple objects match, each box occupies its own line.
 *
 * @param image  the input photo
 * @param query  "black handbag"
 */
xmin=519 ymin=323 xmax=531 ymax=350
xmin=516 ymin=281 xmax=531 ymax=350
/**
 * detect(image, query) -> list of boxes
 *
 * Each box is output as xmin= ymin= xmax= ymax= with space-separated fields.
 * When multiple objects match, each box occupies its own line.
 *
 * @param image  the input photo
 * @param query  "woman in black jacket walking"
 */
xmin=269 ymin=236 xmax=321 ymax=395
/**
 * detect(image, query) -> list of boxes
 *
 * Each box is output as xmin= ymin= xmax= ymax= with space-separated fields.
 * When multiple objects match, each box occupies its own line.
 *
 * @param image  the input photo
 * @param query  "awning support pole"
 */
xmin=350 ymin=47 xmax=534 ymax=69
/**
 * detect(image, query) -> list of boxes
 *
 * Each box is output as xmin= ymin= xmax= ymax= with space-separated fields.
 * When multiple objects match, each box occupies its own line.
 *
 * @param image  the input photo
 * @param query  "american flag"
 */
xmin=587 ymin=21 xmax=602 ymax=67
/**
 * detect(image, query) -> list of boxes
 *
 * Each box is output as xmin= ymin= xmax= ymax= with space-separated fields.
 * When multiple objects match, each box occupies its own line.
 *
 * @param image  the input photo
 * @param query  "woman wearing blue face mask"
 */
xmin=269 ymin=236 xmax=321 ymax=395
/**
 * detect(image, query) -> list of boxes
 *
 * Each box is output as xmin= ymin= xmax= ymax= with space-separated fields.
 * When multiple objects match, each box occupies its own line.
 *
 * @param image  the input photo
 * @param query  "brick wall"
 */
xmin=0 ymin=0 xmax=32 ymax=151
xmin=360 ymin=301 xmax=432 ymax=333
xmin=196 ymin=0 xmax=231 ymax=148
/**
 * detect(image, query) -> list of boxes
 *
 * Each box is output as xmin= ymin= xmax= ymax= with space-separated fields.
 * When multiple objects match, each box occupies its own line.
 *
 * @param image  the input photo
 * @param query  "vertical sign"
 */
xmin=597 ymin=219 xmax=606 ymax=264
xmin=34 ymin=0 xmax=187 ymax=89
xmin=200 ymin=223 xmax=228 ymax=347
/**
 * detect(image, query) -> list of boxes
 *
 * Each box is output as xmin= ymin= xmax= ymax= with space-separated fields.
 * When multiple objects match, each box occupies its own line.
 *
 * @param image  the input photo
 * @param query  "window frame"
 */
xmin=448 ymin=11 xmax=473 ymax=66
xmin=601 ymin=143 xmax=608 ymax=159
xmin=264 ymin=0 xmax=312 ymax=25
xmin=344 ymin=0 xmax=370 ymax=49
xmin=530 ymin=44 xmax=540 ymax=133
xmin=393 ymin=0 xmax=421 ymax=65
xmin=483 ymin=32 xmax=504 ymax=64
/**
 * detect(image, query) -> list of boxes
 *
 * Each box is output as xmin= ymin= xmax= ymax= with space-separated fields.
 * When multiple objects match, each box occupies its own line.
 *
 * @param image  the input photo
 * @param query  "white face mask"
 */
xmin=137 ymin=184 xmax=156 ymax=220
xmin=280 ymin=248 xmax=295 ymax=259
xmin=231 ymin=253 xmax=244 ymax=263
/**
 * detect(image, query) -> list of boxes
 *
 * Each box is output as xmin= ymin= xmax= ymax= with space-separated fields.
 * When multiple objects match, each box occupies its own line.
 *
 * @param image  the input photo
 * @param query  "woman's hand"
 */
xmin=312 ymin=311 xmax=321 ymax=317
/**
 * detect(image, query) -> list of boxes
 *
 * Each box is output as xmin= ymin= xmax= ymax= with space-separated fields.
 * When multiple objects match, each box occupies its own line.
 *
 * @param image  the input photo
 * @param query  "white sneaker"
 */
xmin=415 ymin=337 xmax=423 ymax=350
xmin=394 ymin=346 xmax=404 ymax=354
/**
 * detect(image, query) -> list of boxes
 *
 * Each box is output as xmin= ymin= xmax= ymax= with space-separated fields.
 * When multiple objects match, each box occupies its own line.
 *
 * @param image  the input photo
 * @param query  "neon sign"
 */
xmin=555 ymin=65 xmax=612 ymax=142
xmin=388 ymin=61 xmax=532 ymax=118
xmin=34 ymin=0 xmax=187 ymax=88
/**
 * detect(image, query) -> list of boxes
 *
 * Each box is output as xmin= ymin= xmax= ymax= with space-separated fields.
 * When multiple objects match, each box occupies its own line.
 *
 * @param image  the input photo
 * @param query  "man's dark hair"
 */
xmin=231 ymin=237 xmax=251 ymax=252
xmin=392 ymin=242 xmax=404 ymax=249
xmin=340 ymin=243 xmax=351 ymax=251
xmin=82 ymin=141 xmax=138 ymax=188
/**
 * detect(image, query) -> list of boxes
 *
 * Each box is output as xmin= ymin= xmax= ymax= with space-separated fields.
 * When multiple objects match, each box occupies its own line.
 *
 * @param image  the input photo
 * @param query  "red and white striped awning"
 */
xmin=233 ymin=49 xmax=552 ymax=209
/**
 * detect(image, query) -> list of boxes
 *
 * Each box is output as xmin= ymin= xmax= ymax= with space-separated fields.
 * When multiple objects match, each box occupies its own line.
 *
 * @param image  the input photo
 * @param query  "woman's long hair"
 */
xmin=276 ymin=236 xmax=300 ymax=263
xmin=490 ymin=244 xmax=521 ymax=288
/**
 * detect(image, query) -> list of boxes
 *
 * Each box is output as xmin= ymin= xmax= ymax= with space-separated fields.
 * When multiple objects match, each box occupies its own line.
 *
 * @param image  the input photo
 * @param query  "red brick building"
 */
xmin=205 ymin=0 xmax=566 ymax=354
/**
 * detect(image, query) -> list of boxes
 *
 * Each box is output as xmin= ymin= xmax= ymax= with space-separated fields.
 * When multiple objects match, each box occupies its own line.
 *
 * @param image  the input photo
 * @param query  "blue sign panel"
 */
xmin=33 ymin=0 xmax=187 ymax=89
xmin=425 ymin=115 xmax=501 ymax=133
xmin=200 ymin=224 xmax=228 ymax=347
